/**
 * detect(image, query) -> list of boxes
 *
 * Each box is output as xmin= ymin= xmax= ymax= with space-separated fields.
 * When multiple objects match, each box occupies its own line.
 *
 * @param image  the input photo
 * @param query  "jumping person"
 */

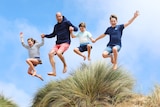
xmin=41 ymin=12 xmax=78 ymax=76
xmin=70 ymin=22 xmax=95 ymax=61
xmin=20 ymin=32 xmax=44 ymax=81
xmin=94 ymin=11 xmax=139 ymax=70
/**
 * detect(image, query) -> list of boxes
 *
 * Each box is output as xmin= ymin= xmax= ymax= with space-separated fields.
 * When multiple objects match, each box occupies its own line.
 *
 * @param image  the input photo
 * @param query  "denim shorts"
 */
xmin=104 ymin=45 xmax=121 ymax=54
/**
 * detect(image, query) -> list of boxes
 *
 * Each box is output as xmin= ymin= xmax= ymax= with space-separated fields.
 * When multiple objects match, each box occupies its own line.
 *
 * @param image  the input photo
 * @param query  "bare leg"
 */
xmin=87 ymin=44 xmax=92 ymax=61
xmin=27 ymin=67 xmax=33 ymax=75
xmin=35 ymin=74 xmax=44 ymax=81
xmin=28 ymin=67 xmax=43 ymax=81
xmin=112 ymin=47 xmax=118 ymax=70
xmin=56 ymin=51 xmax=67 ymax=73
xmin=26 ymin=58 xmax=39 ymax=76
xmin=48 ymin=50 xmax=56 ymax=76
xmin=74 ymin=48 xmax=86 ymax=60
xmin=102 ymin=51 xmax=110 ymax=58
xmin=102 ymin=51 xmax=115 ymax=64
xmin=110 ymin=54 xmax=115 ymax=64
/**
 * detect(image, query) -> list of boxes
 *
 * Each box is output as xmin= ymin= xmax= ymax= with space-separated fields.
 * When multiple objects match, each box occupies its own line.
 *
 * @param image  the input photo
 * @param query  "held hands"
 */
xmin=90 ymin=38 xmax=96 ymax=43
xmin=41 ymin=34 xmax=45 ymax=38
xmin=91 ymin=39 xmax=96 ymax=43
xmin=69 ymin=26 xmax=74 ymax=33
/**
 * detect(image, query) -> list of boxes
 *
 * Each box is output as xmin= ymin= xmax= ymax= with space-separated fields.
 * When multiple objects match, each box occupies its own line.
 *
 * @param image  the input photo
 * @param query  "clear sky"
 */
xmin=0 ymin=0 xmax=160 ymax=106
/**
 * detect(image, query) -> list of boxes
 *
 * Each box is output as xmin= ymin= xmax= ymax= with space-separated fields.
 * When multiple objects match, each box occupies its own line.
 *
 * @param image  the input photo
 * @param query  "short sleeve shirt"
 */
xmin=104 ymin=24 xmax=124 ymax=47
xmin=75 ymin=31 xmax=92 ymax=44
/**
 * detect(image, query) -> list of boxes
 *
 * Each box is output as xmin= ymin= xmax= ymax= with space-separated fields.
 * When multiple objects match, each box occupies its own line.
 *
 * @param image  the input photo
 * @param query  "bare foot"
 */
xmin=48 ymin=72 xmax=56 ymax=76
xmin=36 ymin=74 xmax=44 ymax=81
xmin=113 ymin=64 xmax=117 ymax=70
xmin=88 ymin=57 xmax=91 ymax=61
xmin=63 ymin=66 xmax=67 ymax=73
xmin=83 ymin=56 xmax=86 ymax=61
xmin=32 ymin=70 xmax=37 ymax=76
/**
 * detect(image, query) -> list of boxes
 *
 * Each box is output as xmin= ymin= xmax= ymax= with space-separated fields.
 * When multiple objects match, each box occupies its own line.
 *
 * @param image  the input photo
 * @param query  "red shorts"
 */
xmin=52 ymin=43 xmax=70 ymax=53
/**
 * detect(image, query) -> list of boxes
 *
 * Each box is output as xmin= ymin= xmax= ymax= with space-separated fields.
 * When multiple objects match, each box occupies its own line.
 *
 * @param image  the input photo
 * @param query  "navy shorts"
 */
xmin=34 ymin=57 xmax=42 ymax=66
xmin=78 ymin=44 xmax=92 ymax=52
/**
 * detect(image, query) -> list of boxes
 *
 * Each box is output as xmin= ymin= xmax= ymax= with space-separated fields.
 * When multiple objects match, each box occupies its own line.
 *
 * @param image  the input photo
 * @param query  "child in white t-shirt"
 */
xmin=70 ymin=22 xmax=95 ymax=61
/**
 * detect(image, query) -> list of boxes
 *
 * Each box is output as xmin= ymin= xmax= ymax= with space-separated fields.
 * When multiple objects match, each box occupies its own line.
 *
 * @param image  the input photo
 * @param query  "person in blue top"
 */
xmin=41 ymin=12 xmax=78 ymax=76
xmin=94 ymin=11 xmax=139 ymax=70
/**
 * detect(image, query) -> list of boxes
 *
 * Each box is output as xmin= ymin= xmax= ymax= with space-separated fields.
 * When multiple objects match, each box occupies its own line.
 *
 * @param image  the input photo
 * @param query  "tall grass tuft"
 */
xmin=146 ymin=85 xmax=160 ymax=107
xmin=32 ymin=61 xmax=135 ymax=107
xmin=0 ymin=94 xmax=18 ymax=107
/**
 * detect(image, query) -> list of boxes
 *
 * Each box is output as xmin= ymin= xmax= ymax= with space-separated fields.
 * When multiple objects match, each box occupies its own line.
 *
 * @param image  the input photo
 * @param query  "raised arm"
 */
xmin=36 ymin=35 xmax=45 ymax=47
xmin=20 ymin=32 xmax=24 ymax=43
xmin=19 ymin=32 xmax=29 ymax=49
xmin=124 ymin=10 xmax=139 ymax=28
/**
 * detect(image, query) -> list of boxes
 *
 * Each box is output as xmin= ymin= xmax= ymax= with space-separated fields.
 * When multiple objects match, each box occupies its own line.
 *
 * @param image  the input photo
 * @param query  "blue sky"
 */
xmin=0 ymin=0 xmax=160 ymax=106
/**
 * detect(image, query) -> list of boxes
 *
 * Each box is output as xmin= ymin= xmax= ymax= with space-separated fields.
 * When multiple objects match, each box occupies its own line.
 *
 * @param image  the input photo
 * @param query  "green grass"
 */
xmin=0 ymin=94 xmax=18 ymax=107
xmin=32 ymin=61 xmax=135 ymax=107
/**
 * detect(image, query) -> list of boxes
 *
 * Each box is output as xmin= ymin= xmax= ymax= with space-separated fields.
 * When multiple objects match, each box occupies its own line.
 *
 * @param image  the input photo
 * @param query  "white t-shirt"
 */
xmin=75 ymin=31 xmax=92 ymax=44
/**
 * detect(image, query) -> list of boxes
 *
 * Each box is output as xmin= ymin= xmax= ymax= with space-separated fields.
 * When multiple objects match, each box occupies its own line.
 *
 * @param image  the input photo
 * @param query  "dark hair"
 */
xmin=79 ymin=22 xmax=86 ymax=28
xmin=110 ymin=14 xmax=118 ymax=20
xmin=27 ymin=38 xmax=36 ymax=44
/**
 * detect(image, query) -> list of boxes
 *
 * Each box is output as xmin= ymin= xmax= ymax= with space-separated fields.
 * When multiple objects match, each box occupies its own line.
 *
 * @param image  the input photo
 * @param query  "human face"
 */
xmin=79 ymin=26 xmax=86 ymax=32
xmin=27 ymin=39 xmax=34 ymax=47
xmin=110 ymin=18 xmax=117 ymax=27
xmin=56 ymin=13 xmax=63 ymax=23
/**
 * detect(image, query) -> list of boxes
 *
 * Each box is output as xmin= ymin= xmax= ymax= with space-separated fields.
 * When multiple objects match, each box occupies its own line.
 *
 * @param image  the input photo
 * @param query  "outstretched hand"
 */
xmin=134 ymin=10 xmax=139 ymax=18
xmin=20 ymin=32 xmax=23 ymax=38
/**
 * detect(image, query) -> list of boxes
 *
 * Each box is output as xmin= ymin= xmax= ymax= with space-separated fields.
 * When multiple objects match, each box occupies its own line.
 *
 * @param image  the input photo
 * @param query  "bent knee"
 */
xmin=26 ymin=59 xmax=31 ymax=63
xmin=87 ymin=44 xmax=92 ymax=48
xmin=28 ymin=71 xmax=32 ymax=75
xmin=56 ymin=51 xmax=63 ymax=56
xmin=102 ymin=54 xmax=107 ymax=58
xmin=102 ymin=52 xmax=109 ymax=58
xmin=48 ymin=52 xmax=54 ymax=57
xmin=73 ymin=48 xmax=79 ymax=52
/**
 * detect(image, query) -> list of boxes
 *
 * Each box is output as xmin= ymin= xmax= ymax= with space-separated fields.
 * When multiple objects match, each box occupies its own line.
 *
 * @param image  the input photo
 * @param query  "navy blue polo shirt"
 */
xmin=104 ymin=24 xmax=124 ymax=47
